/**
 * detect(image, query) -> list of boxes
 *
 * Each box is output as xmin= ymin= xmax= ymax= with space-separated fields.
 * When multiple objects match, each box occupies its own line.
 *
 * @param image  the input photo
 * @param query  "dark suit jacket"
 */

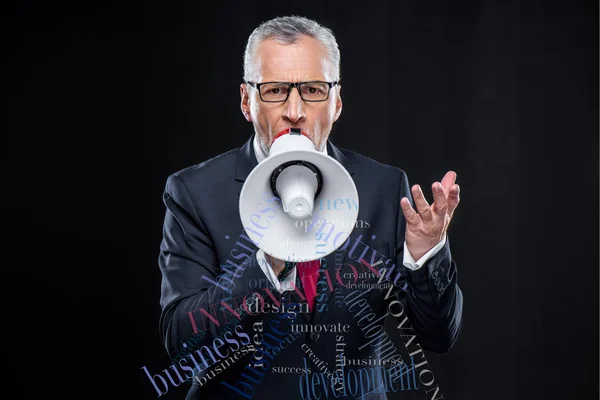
xmin=158 ymin=135 xmax=463 ymax=399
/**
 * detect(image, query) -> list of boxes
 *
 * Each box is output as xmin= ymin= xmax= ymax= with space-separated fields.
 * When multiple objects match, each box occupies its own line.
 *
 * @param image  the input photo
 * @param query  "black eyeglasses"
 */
xmin=245 ymin=81 xmax=338 ymax=103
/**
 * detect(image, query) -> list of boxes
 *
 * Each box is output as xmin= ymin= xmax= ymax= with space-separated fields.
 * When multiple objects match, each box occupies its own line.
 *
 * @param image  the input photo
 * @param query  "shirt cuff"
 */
xmin=403 ymin=233 xmax=447 ymax=271
xmin=256 ymin=249 xmax=297 ymax=293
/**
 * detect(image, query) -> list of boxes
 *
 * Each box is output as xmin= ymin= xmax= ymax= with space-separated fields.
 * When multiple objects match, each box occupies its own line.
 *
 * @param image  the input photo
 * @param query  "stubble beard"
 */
xmin=257 ymin=134 xmax=271 ymax=158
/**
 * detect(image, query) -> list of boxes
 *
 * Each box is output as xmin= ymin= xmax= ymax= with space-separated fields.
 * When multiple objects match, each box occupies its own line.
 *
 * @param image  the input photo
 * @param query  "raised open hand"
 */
xmin=400 ymin=171 xmax=460 ymax=260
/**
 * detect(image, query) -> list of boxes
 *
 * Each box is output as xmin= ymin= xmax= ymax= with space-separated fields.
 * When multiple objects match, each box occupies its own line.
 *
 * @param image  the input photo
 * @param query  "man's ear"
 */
xmin=240 ymin=83 xmax=252 ymax=122
xmin=333 ymin=85 xmax=342 ymax=122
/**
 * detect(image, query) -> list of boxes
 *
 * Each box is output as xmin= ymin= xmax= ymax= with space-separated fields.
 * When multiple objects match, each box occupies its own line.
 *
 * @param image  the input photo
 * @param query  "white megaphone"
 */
xmin=239 ymin=128 xmax=359 ymax=262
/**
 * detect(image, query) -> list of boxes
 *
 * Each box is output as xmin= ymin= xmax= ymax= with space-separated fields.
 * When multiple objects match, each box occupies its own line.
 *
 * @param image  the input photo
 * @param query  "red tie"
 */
xmin=297 ymin=260 xmax=321 ymax=311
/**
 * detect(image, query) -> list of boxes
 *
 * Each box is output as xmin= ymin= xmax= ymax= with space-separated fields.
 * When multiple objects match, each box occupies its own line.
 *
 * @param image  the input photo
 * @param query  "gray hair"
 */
xmin=243 ymin=16 xmax=341 ymax=82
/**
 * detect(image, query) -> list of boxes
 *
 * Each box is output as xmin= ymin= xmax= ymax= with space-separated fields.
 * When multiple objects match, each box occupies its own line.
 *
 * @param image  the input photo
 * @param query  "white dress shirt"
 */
xmin=251 ymin=134 xmax=445 ymax=293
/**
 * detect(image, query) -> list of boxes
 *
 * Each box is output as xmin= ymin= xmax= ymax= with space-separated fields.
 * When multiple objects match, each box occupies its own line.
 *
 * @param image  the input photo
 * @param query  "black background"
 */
xmin=3 ymin=1 xmax=598 ymax=399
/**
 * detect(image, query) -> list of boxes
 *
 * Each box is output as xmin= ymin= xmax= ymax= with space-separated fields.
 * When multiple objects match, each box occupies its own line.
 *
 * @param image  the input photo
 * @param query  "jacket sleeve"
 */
xmin=389 ymin=169 xmax=463 ymax=353
xmin=157 ymin=174 xmax=270 ymax=360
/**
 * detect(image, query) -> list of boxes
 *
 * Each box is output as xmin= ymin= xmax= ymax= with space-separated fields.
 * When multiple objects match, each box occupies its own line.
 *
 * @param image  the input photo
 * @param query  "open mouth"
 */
xmin=271 ymin=127 xmax=311 ymax=145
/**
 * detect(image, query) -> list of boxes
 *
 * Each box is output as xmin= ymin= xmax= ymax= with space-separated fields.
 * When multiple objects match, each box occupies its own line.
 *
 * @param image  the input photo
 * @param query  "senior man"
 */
xmin=157 ymin=15 xmax=463 ymax=400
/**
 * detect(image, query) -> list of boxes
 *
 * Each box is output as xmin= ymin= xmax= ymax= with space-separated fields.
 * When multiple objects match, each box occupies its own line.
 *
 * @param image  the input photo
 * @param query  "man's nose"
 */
xmin=282 ymin=87 xmax=306 ymax=123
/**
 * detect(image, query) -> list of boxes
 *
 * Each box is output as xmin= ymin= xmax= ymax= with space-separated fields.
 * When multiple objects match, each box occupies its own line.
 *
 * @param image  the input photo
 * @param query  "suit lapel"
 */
xmin=235 ymin=135 xmax=259 ymax=182
xmin=326 ymin=140 xmax=355 ymax=176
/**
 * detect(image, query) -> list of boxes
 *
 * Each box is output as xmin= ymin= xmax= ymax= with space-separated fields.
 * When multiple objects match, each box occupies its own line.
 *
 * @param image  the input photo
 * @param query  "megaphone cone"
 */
xmin=239 ymin=129 xmax=359 ymax=262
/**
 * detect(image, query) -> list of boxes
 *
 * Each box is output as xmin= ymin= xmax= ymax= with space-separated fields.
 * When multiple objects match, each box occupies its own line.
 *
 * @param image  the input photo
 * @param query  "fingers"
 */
xmin=411 ymin=185 xmax=432 ymax=221
xmin=400 ymin=197 xmax=420 ymax=225
xmin=447 ymin=184 xmax=460 ymax=214
xmin=408 ymin=173 xmax=460 ymax=222
xmin=431 ymin=181 xmax=449 ymax=214
xmin=441 ymin=171 xmax=457 ymax=194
